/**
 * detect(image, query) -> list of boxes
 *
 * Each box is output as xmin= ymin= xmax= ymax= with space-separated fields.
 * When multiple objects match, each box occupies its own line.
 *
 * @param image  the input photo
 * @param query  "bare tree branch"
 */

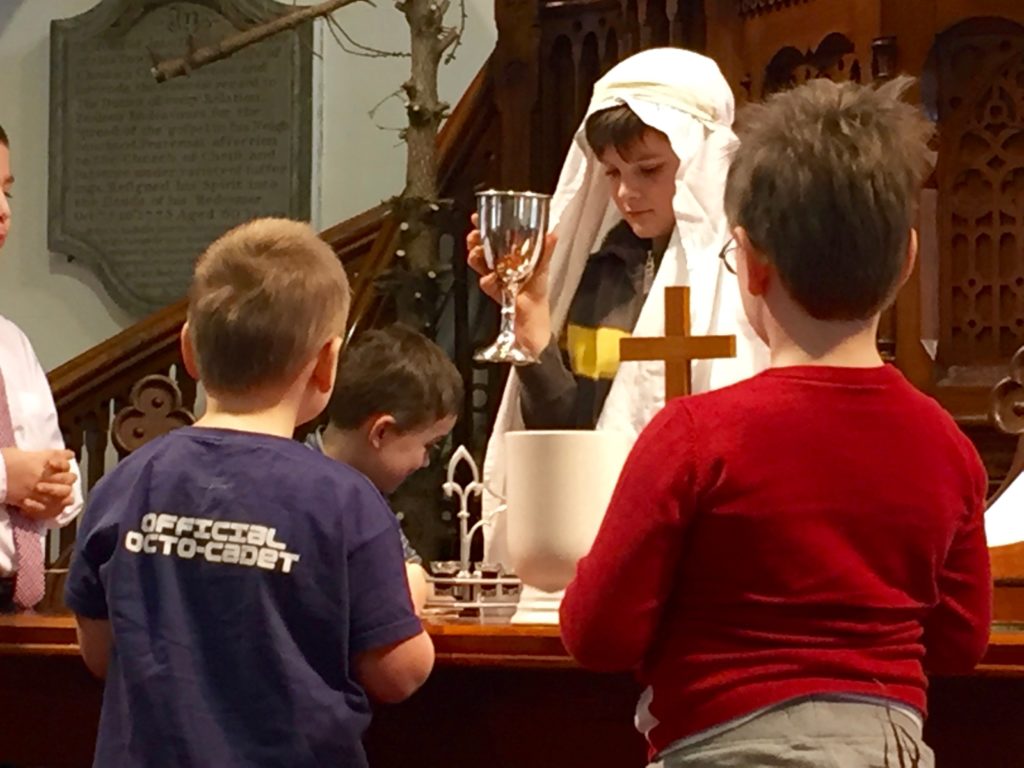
xmin=322 ymin=15 xmax=353 ymax=55
xmin=152 ymin=0 xmax=368 ymax=82
xmin=368 ymin=87 xmax=408 ymax=132
xmin=437 ymin=27 xmax=459 ymax=55
xmin=146 ymin=0 xmax=466 ymax=332
xmin=325 ymin=15 xmax=409 ymax=58
xmin=443 ymin=0 xmax=467 ymax=63
xmin=369 ymin=87 xmax=406 ymax=117
xmin=295 ymin=25 xmax=325 ymax=61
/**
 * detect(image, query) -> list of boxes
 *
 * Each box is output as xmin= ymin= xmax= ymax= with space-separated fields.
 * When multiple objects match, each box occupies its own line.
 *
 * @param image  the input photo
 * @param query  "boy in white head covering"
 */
xmin=467 ymin=49 xmax=769 ymax=561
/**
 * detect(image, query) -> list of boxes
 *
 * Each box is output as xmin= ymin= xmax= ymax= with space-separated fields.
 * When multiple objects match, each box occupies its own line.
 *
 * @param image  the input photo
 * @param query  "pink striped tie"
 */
xmin=0 ymin=368 xmax=45 ymax=610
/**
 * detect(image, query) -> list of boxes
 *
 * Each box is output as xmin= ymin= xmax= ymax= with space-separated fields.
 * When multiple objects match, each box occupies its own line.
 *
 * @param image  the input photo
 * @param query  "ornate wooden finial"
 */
xmin=112 ymin=375 xmax=194 ymax=456
xmin=993 ymin=347 xmax=1024 ymax=436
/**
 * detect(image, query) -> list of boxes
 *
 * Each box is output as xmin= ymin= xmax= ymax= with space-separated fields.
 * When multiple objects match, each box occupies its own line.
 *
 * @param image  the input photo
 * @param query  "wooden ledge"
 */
xmin=422 ymin=617 xmax=572 ymax=668
xmin=0 ymin=614 xmax=82 ymax=656
xmin=992 ymin=543 xmax=1024 ymax=583
xmin=3 ymin=612 xmax=1024 ymax=674
xmin=0 ymin=613 xmax=574 ymax=668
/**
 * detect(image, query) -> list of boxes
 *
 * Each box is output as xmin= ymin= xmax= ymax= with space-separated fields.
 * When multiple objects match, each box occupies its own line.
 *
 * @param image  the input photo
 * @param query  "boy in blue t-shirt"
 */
xmin=65 ymin=218 xmax=433 ymax=768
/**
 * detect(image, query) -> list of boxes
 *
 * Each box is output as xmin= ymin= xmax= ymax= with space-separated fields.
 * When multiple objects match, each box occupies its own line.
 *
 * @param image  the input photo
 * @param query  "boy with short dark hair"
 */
xmin=307 ymin=323 xmax=464 ymax=611
xmin=561 ymin=78 xmax=991 ymax=768
xmin=469 ymin=48 xmax=766 ymax=436
xmin=469 ymin=51 xmax=768 ymax=575
xmin=66 ymin=218 xmax=433 ymax=768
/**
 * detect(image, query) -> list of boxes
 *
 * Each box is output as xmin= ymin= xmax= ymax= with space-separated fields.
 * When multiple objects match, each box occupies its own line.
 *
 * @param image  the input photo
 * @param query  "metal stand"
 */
xmin=425 ymin=446 xmax=522 ymax=619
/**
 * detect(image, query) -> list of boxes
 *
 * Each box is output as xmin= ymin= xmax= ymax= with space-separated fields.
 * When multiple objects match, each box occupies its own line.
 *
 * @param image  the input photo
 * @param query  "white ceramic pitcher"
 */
xmin=504 ymin=430 xmax=631 ymax=622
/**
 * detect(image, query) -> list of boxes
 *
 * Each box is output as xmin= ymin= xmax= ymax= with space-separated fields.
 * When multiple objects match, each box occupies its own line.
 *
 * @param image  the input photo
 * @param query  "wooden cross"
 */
xmin=619 ymin=286 xmax=737 ymax=399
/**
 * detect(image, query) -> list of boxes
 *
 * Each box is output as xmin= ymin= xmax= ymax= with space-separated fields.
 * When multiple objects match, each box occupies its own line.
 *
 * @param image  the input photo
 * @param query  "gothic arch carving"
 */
xmin=762 ymin=32 xmax=860 ymax=97
xmin=925 ymin=18 xmax=1024 ymax=365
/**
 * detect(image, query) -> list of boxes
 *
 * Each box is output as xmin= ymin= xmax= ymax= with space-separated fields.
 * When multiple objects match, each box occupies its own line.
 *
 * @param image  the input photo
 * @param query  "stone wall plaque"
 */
xmin=50 ymin=0 xmax=314 ymax=315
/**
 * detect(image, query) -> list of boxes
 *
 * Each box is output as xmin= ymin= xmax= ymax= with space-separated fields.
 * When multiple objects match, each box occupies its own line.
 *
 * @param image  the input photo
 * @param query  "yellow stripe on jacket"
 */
xmin=565 ymin=323 xmax=632 ymax=381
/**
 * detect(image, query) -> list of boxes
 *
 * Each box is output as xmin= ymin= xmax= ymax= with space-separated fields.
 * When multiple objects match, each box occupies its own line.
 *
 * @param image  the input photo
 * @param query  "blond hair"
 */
xmin=188 ymin=218 xmax=350 ymax=395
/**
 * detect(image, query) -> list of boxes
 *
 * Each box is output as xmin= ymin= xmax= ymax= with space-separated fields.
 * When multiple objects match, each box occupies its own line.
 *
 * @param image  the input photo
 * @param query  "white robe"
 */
xmin=481 ymin=49 xmax=770 ymax=563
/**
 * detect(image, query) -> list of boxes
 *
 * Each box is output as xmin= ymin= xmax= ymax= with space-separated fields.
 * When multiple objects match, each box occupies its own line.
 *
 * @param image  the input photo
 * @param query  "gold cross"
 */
xmin=619 ymin=286 xmax=737 ymax=399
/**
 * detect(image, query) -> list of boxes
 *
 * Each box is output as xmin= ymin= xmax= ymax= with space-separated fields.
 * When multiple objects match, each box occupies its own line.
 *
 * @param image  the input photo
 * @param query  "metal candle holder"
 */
xmin=425 ymin=446 xmax=521 ymax=618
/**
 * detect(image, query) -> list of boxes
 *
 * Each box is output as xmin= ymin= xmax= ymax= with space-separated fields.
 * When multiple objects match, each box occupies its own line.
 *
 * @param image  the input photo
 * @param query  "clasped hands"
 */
xmin=1 ymin=448 xmax=77 ymax=521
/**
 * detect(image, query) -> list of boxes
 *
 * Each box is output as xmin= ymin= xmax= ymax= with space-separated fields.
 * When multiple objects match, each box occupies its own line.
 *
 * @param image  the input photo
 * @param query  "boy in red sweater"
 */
xmin=559 ymin=78 xmax=992 ymax=767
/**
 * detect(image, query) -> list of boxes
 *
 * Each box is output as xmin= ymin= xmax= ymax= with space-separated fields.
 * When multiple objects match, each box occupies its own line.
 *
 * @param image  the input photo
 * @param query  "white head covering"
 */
xmin=482 ymin=49 xmax=769 ymax=562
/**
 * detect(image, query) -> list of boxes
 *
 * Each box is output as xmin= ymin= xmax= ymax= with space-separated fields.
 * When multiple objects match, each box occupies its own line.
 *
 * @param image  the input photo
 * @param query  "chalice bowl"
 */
xmin=474 ymin=190 xmax=551 ymax=365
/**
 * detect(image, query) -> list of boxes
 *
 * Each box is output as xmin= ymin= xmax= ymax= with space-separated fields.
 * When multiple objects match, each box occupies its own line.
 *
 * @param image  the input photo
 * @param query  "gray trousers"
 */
xmin=651 ymin=699 xmax=934 ymax=768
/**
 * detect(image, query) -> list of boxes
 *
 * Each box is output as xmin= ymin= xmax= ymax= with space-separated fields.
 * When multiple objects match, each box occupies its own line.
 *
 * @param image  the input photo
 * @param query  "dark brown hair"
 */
xmin=724 ymin=77 xmax=934 ymax=321
xmin=327 ymin=324 xmax=463 ymax=432
xmin=585 ymin=104 xmax=653 ymax=157
xmin=187 ymin=217 xmax=350 ymax=395
xmin=0 ymin=125 xmax=8 ymax=147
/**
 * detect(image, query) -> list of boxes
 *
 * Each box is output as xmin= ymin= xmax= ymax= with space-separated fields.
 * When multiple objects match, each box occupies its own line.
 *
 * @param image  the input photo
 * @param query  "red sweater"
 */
xmin=560 ymin=365 xmax=991 ymax=754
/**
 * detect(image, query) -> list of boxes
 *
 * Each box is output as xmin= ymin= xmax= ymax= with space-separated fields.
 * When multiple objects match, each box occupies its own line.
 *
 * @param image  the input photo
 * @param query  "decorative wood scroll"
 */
xmin=988 ymin=345 xmax=1024 ymax=613
xmin=111 ymin=374 xmax=195 ymax=456
xmin=992 ymin=345 xmax=1024 ymax=496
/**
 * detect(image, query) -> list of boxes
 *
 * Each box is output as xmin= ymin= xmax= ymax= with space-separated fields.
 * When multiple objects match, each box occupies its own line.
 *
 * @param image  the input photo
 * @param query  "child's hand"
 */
xmin=405 ymin=562 xmax=430 ymax=615
xmin=467 ymin=212 xmax=559 ymax=357
xmin=1 ymin=448 xmax=76 ymax=519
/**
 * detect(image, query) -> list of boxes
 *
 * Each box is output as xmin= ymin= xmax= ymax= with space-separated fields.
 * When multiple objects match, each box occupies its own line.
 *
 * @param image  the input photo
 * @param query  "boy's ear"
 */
xmin=180 ymin=324 xmax=200 ymax=380
xmin=312 ymin=336 xmax=343 ymax=394
xmin=896 ymin=228 xmax=919 ymax=291
xmin=735 ymin=227 xmax=772 ymax=297
xmin=367 ymin=414 xmax=398 ymax=449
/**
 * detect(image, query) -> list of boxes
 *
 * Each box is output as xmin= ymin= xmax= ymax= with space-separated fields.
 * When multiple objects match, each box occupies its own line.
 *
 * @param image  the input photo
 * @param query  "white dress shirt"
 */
xmin=0 ymin=314 xmax=84 ymax=575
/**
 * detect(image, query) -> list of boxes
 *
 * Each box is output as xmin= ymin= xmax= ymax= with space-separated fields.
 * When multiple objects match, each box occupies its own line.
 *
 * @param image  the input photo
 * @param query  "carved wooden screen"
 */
xmin=534 ymin=0 xmax=628 ymax=191
xmin=700 ymin=2 xmax=1024 ymax=488
xmin=929 ymin=19 xmax=1024 ymax=368
xmin=495 ymin=0 xmax=712 ymax=193
xmin=761 ymin=31 xmax=863 ymax=96
xmin=707 ymin=0 xmax=881 ymax=107
xmin=705 ymin=1 xmax=910 ymax=361
xmin=483 ymin=0 xmax=1024 ymax=526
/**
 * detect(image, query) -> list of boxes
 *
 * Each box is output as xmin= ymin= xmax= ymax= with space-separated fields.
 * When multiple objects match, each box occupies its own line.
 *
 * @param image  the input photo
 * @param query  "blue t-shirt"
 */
xmin=65 ymin=427 xmax=422 ymax=768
